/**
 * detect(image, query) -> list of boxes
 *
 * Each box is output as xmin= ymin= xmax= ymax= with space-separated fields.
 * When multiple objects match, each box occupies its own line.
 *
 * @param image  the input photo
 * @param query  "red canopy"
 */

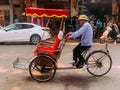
xmin=26 ymin=7 xmax=69 ymax=18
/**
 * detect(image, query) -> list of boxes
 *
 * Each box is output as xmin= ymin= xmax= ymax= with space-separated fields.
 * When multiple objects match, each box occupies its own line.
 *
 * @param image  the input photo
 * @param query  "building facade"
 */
xmin=0 ymin=0 xmax=119 ymax=26
xmin=0 ymin=0 xmax=10 ymax=26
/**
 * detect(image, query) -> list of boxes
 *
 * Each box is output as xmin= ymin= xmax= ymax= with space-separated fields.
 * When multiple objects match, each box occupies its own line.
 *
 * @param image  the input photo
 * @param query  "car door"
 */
xmin=0 ymin=24 xmax=20 ymax=42
xmin=12 ymin=24 xmax=34 ymax=41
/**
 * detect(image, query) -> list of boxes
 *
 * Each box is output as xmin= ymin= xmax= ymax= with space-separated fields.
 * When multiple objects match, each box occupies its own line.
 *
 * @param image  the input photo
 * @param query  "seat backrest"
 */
xmin=53 ymin=30 xmax=63 ymax=50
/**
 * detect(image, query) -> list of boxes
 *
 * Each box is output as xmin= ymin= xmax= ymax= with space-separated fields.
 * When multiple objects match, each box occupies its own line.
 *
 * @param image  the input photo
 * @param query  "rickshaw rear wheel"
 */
xmin=86 ymin=50 xmax=112 ymax=77
xmin=29 ymin=55 xmax=56 ymax=82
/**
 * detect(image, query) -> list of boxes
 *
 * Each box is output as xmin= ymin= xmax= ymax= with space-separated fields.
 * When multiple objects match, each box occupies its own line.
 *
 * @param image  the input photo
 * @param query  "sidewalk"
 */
xmin=66 ymin=38 xmax=120 ymax=46
xmin=48 ymin=37 xmax=120 ymax=46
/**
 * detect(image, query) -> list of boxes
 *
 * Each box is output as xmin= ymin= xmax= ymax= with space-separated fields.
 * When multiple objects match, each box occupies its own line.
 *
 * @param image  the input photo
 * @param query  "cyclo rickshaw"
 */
xmin=13 ymin=7 xmax=112 ymax=82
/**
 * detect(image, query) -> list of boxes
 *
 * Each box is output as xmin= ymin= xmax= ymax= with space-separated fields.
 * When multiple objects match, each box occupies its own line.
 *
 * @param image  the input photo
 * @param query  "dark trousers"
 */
xmin=73 ymin=43 xmax=91 ymax=64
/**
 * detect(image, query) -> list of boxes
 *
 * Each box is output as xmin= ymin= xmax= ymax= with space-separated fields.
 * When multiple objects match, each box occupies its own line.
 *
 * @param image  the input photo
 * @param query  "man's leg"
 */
xmin=76 ymin=46 xmax=91 ymax=67
xmin=73 ymin=43 xmax=81 ymax=63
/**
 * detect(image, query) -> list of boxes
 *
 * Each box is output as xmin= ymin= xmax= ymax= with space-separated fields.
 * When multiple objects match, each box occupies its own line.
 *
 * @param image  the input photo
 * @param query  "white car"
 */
xmin=0 ymin=23 xmax=51 ymax=44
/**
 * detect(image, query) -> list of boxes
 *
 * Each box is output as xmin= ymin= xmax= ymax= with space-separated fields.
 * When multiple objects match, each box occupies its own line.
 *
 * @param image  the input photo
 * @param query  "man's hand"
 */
xmin=65 ymin=32 xmax=72 ymax=40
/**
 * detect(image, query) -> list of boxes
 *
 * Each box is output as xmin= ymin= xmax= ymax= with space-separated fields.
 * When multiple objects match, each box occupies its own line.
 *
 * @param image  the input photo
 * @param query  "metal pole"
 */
xmin=69 ymin=0 xmax=72 ymax=24
xmin=69 ymin=0 xmax=71 ymax=18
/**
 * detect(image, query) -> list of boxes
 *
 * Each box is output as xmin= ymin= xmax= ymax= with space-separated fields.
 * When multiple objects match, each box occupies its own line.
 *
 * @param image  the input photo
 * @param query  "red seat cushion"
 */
xmin=34 ymin=46 xmax=54 ymax=55
xmin=34 ymin=36 xmax=61 ymax=55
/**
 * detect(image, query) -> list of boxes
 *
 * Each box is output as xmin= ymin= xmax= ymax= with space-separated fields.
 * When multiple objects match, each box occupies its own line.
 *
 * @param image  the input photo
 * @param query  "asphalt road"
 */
xmin=0 ymin=42 xmax=120 ymax=90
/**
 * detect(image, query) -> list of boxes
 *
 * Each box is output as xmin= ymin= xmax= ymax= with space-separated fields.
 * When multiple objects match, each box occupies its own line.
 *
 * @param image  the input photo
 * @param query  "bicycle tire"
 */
xmin=29 ymin=55 xmax=56 ymax=82
xmin=86 ymin=50 xmax=112 ymax=77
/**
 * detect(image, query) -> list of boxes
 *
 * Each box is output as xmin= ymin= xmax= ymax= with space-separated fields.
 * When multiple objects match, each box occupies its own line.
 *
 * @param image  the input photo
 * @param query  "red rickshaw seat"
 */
xmin=34 ymin=31 xmax=63 ymax=55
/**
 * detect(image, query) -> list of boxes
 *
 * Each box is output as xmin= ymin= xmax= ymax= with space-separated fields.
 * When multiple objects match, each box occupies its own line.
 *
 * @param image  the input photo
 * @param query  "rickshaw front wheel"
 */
xmin=29 ymin=55 xmax=56 ymax=82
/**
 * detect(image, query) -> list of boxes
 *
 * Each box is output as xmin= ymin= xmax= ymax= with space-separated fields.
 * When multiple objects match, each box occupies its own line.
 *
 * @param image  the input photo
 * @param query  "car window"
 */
xmin=5 ymin=24 xmax=15 ymax=30
xmin=5 ymin=24 xmax=22 ymax=30
xmin=4 ymin=24 xmax=34 ymax=31
xmin=14 ymin=24 xmax=22 ymax=30
xmin=22 ymin=24 xmax=34 ymax=29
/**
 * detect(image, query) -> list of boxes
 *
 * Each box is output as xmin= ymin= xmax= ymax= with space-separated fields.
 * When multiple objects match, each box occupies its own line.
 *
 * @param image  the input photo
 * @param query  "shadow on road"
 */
xmin=24 ymin=70 xmax=112 ymax=90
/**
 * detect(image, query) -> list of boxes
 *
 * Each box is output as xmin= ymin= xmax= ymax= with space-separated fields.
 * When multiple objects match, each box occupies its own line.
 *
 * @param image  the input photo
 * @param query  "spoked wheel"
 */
xmin=86 ymin=50 xmax=112 ymax=77
xmin=29 ymin=55 xmax=56 ymax=82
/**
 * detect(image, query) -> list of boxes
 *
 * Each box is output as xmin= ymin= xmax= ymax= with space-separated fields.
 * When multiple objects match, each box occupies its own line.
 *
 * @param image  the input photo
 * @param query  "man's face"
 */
xmin=79 ymin=20 xmax=85 ymax=26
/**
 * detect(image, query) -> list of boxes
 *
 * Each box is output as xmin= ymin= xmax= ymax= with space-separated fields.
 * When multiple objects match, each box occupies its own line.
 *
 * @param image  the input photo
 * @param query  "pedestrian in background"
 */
xmin=95 ymin=18 xmax=103 ymax=38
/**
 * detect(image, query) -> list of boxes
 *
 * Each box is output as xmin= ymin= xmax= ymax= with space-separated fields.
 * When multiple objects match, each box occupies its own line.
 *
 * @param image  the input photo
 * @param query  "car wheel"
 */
xmin=30 ymin=34 xmax=41 ymax=45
